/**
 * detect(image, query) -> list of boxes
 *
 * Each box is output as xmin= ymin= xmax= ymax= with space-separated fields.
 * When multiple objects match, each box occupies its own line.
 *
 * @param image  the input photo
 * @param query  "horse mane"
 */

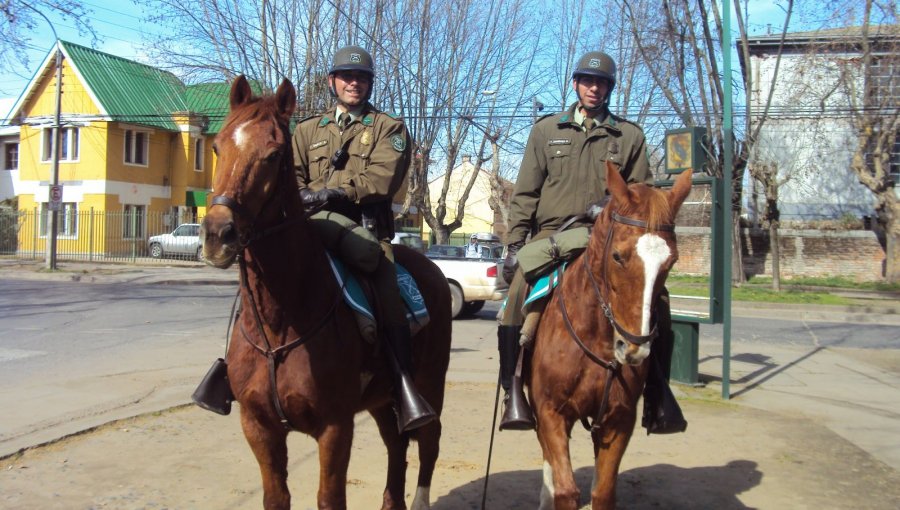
xmin=611 ymin=183 xmax=673 ymax=231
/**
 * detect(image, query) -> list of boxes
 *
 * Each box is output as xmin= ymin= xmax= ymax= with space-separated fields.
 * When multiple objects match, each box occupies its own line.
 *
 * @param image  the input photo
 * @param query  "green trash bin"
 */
xmin=670 ymin=319 xmax=700 ymax=385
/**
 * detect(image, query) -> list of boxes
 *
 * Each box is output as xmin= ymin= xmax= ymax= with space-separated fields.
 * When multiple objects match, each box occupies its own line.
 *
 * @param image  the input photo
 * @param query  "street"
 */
xmin=0 ymin=278 xmax=237 ymax=456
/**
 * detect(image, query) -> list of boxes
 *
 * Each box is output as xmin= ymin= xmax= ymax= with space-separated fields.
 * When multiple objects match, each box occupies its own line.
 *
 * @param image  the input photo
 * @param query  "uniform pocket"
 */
xmin=546 ymin=145 xmax=572 ymax=178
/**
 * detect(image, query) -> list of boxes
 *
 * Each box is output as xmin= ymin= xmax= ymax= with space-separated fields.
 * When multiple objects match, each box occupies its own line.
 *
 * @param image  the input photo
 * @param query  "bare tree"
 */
xmin=833 ymin=1 xmax=900 ymax=282
xmin=0 ymin=0 xmax=96 ymax=87
xmin=619 ymin=0 xmax=801 ymax=284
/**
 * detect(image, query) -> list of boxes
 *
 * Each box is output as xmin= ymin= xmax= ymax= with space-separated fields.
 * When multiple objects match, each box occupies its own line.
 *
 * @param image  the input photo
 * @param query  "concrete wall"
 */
xmin=675 ymin=227 xmax=885 ymax=282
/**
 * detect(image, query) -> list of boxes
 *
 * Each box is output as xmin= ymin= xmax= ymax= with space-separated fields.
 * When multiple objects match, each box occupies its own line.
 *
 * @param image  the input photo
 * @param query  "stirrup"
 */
xmin=395 ymin=371 xmax=437 ymax=433
xmin=500 ymin=348 xmax=535 ymax=431
xmin=500 ymin=377 xmax=535 ymax=430
xmin=191 ymin=358 xmax=234 ymax=416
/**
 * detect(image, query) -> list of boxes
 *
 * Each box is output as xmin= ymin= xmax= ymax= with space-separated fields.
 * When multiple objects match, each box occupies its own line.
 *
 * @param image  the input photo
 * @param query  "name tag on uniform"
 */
xmin=548 ymin=139 xmax=571 ymax=145
xmin=309 ymin=140 xmax=327 ymax=150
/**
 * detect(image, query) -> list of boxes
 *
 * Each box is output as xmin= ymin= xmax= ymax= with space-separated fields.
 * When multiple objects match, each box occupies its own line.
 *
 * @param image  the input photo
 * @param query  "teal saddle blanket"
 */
xmin=325 ymin=253 xmax=429 ymax=327
xmin=523 ymin=263 xmax=568 ymax=307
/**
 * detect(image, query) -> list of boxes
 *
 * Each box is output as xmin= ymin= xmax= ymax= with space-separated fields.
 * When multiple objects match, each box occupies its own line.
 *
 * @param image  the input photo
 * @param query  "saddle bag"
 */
xmin=516 ymin=226 xmax=591 ymax=283
xmin=309 ymin=210 xmax=382 ymax=273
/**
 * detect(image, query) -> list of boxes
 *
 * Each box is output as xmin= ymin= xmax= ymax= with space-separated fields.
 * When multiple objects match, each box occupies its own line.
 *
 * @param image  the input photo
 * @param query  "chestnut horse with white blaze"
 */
xmin=529 ymin=163 xmax=692 ymax=509
xmin=200 ymin=76 xmax=451 ymax=510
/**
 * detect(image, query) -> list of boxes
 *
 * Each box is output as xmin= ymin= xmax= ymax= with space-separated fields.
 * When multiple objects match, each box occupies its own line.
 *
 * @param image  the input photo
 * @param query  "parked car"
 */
xmin=391 ymin=232 xmax=425 ymax=253
xmin=426 ymin=241 xmax=506 ymax=319
xmin=148 ymin=223 xmax=203 ymax=261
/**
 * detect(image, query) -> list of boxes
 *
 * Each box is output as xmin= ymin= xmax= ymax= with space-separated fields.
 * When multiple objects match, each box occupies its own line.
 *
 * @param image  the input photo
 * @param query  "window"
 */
xmin=124 ymin=129 xmax=149 ymax=165
xmin=194 ymin=137 xmax=204 ymax=171
xmin=4 ymin=143 xmax=18 ymax=170
xmin=39 ymin=202 xmax=78 ymax=237
xmin=41 ymin=127 xmax=80 ymax=162
xmin=123 ymin=204 xmax=146 ymax=239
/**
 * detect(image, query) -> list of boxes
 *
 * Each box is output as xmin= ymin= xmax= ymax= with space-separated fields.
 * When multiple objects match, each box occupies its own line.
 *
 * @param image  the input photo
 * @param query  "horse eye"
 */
xmin=612 ymin=252 xmax=624 ymax=265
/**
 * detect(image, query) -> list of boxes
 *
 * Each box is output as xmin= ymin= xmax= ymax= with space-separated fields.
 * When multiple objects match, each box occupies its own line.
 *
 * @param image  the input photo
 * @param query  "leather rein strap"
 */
xmin=212 ymin=184 xmax=338 ymax=431
xmin=554 ymin=209 xmax=674 ymax=435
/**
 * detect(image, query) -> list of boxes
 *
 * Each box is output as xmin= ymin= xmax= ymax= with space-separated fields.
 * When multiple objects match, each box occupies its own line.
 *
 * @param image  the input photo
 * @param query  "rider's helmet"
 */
xmin=329 ymin=46 xmax=375 ymax=101
xmin=572 ymin=51 xmax=616 ymax=110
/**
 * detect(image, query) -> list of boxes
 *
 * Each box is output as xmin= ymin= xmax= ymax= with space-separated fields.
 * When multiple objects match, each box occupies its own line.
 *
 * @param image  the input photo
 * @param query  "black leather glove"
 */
xmin=502 ymin=241 xmax=524 ymax=284
xmin=299 ymin=187 xmax=348 ymax=210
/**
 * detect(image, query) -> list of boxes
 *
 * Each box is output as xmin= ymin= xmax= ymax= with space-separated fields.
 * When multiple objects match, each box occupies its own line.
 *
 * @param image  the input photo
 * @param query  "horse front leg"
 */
xmin=590 ymin=411 xmax=637 ymax=510
xmin=240 ymin=407 xmax=290 ymax=510
xmin=316 ymin=418 xmax=355 ymax=510
xmin=535 ymin=408 xmax=579 ymax=510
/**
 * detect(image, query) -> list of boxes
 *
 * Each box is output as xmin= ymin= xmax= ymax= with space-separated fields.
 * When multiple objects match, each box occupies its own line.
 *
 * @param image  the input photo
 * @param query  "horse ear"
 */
xmin=230 ymin=75 xmax=253 ymax=110
xmin=605 ymin=160 xmax=629 ymax=201
xmin=669 ymin=169 xmax=693 ymax=213
xmin=275 ymin=78 xmax=297 ymax=119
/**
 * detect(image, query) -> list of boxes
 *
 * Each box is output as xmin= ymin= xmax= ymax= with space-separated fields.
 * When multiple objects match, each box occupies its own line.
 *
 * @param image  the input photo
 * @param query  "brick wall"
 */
xmin=674 ymin=227 xmax=886 ymax=282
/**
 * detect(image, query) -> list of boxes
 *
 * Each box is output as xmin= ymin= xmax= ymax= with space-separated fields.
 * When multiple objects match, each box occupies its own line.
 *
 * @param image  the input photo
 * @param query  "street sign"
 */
xmin=49 ymin=184 xmax=63 ymax=211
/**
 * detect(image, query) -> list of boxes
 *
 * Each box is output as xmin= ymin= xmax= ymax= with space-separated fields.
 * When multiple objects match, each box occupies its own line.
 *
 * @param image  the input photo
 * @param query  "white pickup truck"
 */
xmin=425 ymin=242 xmax=507 ymax=319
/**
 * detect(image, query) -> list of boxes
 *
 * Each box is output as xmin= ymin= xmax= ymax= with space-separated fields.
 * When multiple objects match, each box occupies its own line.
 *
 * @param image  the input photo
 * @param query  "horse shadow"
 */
xmin=431 ymin=459 xmax=762 ymax=509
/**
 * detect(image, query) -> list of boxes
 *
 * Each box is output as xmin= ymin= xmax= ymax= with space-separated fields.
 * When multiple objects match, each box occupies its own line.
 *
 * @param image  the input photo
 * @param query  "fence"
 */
xmin=0 ymin=208 xmax=202 ymax=263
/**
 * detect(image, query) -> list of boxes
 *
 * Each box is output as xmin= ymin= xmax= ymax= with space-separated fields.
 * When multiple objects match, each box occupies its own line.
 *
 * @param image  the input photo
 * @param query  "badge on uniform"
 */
xmin=360 ymin=130 xmax=372 ymax=146
xmin=309 ymin=140 xmax=327 ymax=150
xmin=391 ymin=134 xmax=406 ymax=152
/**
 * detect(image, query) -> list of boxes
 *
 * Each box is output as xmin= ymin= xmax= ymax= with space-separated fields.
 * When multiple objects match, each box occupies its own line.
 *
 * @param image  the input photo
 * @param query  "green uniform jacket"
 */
xmin=292 ymin=103 xmax=411 ymax=239
xmin=505 ymin=103 xmax=653 ymax=246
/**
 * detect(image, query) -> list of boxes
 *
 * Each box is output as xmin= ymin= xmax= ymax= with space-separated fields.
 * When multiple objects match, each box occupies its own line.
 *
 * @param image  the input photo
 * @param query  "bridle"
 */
xmin=208 ymin=124 xmax=339 ymax=431
xmin=555 ymin=209 xmax=675 ymax=436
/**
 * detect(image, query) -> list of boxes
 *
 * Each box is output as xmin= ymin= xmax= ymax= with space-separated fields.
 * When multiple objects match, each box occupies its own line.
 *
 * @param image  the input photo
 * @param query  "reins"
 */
xmin=210 ymin=154 xmax=340 ymax=431
xmin=554 ymin=209 xmax=675 ymax=437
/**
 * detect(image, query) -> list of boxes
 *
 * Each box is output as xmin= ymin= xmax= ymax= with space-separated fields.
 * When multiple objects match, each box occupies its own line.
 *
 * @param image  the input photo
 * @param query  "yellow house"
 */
xmin=422 ymin=156 xmax=513 ymax=243
xmin=7 ymin=41 xmax=231 ymax=257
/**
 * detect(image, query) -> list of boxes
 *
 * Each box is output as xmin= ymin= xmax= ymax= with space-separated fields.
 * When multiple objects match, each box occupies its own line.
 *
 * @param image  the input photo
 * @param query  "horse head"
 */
xmin=591 ymin=161 xmax=692 ymax=366
xmin=201 ymin=75 xmax=298 ymax=268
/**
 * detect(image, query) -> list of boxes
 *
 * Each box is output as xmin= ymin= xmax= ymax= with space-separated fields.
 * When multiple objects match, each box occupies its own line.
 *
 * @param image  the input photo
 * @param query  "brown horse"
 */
xmin=528 ymin=162 xmax=692 ymax=510
xmin=200 ymin=76 xmax=451 ymax=510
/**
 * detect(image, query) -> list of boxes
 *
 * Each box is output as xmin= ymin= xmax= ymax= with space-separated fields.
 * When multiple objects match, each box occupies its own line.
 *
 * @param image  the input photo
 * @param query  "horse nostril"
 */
xmin=221 ymin=223 xmax=238 ymax=244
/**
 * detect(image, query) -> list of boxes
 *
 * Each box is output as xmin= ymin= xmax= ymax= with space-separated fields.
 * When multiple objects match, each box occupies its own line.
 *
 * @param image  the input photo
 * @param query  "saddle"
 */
xmin=326 ymin=253 xmax=430 ymax=343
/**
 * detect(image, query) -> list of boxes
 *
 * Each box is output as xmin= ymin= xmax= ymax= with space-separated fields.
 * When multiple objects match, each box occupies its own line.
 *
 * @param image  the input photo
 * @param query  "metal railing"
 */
xmin=0 ymin=209 xmax=203 ymax=264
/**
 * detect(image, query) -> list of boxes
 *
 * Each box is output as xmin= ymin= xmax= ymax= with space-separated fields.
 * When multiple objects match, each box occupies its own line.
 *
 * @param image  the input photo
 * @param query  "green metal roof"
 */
xmin=60 ymin=41 xmax=232 ymax=133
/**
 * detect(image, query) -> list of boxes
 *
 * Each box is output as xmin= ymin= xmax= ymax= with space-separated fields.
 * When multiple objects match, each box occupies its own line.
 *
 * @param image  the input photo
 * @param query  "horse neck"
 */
xmin=239 ymin=196 xmax=338 ymax=338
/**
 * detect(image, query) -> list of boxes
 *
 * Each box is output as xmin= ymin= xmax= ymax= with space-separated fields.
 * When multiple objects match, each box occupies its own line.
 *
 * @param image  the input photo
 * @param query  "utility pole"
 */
xmin=47 ymin=40 xmax=63 ymax=270
xmin=23 ymin=6 xmax=63 ymax=270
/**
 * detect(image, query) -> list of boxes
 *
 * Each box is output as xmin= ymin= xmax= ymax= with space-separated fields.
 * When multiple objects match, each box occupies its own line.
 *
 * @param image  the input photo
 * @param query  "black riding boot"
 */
xmin=191 ymin=358 xmax=235 ymax=416
xmin=498 ymin=325 xmax=535 ymax=430
xmin=385 ymin=325 xmax=437 ymax=433
xmin=641 ymin=294 xmax=688 ymax=434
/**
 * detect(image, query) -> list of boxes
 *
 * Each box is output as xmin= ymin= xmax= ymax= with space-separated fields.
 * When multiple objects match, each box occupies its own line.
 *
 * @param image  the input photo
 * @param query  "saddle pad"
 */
xmin=523 ymin=263 xmax=568 ymax=307
xmin=326 ymin=253 xmax=429 ymax=325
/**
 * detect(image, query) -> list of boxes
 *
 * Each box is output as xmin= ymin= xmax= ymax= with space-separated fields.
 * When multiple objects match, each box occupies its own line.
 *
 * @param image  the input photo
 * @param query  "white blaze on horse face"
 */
xmin=232 ymin=121 xmax=252 ymax=150
xmin=636 ymin=234 xmax=671 ymax=335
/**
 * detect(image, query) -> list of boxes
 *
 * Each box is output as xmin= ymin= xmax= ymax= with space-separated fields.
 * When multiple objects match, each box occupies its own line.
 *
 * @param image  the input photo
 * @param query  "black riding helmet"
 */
xmin=572 ymin=51 xmax=616 ymax=112
xmin=329 ymin=45 xmax=375 ymax=101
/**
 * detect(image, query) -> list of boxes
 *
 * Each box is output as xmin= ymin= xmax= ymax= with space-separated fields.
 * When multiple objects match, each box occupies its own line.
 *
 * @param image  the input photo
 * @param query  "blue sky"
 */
xmin=1 ymin=0 xmax=801 ymax=117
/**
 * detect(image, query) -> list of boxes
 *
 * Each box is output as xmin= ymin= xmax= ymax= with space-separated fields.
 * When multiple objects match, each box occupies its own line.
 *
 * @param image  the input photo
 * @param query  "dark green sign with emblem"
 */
xmin=391 ymin=134 xmax=406 ymax=152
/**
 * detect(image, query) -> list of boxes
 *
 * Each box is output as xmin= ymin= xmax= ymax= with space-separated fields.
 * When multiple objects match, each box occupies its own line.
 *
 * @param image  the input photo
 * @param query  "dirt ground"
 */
xmin=2 ymin=381 xmax=899 ymax=510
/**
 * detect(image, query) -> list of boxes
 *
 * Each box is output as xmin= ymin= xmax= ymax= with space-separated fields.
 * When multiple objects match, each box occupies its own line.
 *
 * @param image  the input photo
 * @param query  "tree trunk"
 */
xmin=884 ymin=202 xmax=900 ymax=283
xmin=769 ymin=222 xmax=781 ymax=292
xmin=433 ymin=226 xmax=450 ymax=246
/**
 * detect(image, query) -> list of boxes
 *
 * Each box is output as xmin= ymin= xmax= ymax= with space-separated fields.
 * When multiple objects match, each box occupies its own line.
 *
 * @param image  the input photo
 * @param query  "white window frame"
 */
xmin=124 ymin=128 xmax=150 ymax=166
xmin=39 ymin=202 xmax=78 ymax=237
xmin=3 ymin=142 xmax=18 ymax=170
xmin=41 ymin=127 xmax=80 ymax=162
xmin=193 ymin=137 xmax=204 ymax=171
